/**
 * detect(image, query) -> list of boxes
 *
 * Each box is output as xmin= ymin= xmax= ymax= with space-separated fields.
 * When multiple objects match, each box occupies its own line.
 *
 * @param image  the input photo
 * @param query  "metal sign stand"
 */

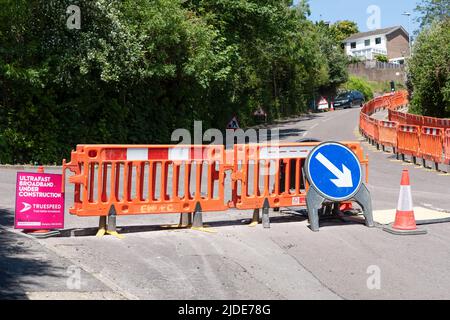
xmin=306 ymin=183 xmax=374 ymax=232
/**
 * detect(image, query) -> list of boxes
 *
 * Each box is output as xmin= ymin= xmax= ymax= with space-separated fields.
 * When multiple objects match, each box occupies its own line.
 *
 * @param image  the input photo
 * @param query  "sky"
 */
xmin=294 ymin=0 xmax=421 ymax=34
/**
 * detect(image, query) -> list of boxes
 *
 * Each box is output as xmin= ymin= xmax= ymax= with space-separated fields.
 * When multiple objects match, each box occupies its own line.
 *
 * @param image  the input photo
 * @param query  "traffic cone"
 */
xmin=330 ymin=101 xmax=334 ymax=112
xmin=383 ymin=169 xmax=427 ymax=235
xmin=340 ymin=202 xmax=353 ymax=212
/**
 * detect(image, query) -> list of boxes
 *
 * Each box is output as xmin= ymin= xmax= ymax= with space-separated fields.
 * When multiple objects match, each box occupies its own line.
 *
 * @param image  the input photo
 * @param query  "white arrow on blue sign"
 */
xmin=306 ymin=142 xmax=362 ymax=201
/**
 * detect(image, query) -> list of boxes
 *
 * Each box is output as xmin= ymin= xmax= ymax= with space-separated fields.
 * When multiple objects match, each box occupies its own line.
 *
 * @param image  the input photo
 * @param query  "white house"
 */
xmin=343 ymin=26 xmax=410 ymax=62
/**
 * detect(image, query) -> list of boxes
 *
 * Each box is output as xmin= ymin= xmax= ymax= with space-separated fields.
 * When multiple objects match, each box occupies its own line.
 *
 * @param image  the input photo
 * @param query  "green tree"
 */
xmin=0 ymin=0 xmax=227 ymax=163
xmin=342 ymin=76 xmax=374 ymax=101
xmin=330 ymin=20 xmax=359 ymax=42
xmin=415 ymin=0 xmax=450 ymax=29
xmin=314 ymin=23 xmax=350 ymax=99
xmin=408 ymin=19 xmax=450 ymax=117
xmin=0 ymin=0 xmax=354 ymax=164
xmin=375 ymin=55 xmax=389 ymax=63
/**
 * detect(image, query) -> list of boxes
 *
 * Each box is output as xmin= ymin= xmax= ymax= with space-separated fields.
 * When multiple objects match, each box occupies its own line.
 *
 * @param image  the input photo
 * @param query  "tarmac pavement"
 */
xmin=1 ymin=107 xmax=450 ymax=300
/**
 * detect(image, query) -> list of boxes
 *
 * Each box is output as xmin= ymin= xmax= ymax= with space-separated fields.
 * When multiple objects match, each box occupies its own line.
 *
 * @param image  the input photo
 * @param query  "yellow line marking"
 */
xmin=106 ymin=231 xmax=125 ymax=239
xmin=191 ymin=227 xmax=217 ymax=234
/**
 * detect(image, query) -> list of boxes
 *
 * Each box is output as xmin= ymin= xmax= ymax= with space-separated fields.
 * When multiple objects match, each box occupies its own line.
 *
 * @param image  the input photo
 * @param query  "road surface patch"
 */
xmin=366 ymin=207 xmax=450 ymax=225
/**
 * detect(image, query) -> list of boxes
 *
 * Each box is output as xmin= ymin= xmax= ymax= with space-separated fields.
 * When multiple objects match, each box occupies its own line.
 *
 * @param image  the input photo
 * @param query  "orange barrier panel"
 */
xmin=365 ymin=118 xmax=377 ymax=142
xmin=361 ymin=91 xmax=450 ymax=169
xmin=419 ymin=127 xmax=444 ymax=164
xmin=63 ymin=142 xmax=369 ymax=218
xmin=232 ymin=142 xmax=368 ymax=210
xmin=63 ymin=145 xmax=228 ymax=217
xmin=444 ymin=129 xmax=450 ymax=165
xmin=377 ymin=121 xmax=398 ymax=150
xmin=397 ymin=125 xmax=420 ymax=159
xmin=437 ymin=119 xmax=450 ymax=128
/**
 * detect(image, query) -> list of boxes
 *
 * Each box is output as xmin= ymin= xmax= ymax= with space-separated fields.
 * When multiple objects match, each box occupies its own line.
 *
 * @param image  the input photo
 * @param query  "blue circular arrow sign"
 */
xmin=305 ymin=142 xmax=362 ymax=201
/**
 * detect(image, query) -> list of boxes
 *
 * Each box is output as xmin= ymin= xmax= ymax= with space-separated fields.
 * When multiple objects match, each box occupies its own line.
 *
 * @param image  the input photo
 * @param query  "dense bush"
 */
xmin=342 ymin=76 xmax=374 ymax=101
xmin=0 ymin=0 xmax=349 ymax=164
xmin=408 ymin=19 xmax=450 ymax=117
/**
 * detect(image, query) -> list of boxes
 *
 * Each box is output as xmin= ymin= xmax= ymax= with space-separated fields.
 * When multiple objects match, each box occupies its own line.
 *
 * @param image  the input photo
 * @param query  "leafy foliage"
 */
xmin=342 ymin=76 xmax=374 ymax=101
xmin=408 ymin=19 xmax=450 ymax=117
xmin=375 ymin=55 xmax=389 ymax=63
xmin=0 ymin=0 xmax=349 ymax=164
xmin=329 ymin=20 xmax=359 ymax=42
xmin=415 ymin=0 xmax=450 ymax=29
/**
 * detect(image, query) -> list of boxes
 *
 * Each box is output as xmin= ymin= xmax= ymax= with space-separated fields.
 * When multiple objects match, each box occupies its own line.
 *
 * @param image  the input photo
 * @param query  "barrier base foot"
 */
xmin=106 ymin=230 xmax=125 ymax=239
xmin=191 ymin=226 xmax=217 ymax=234
xmin=96 ymin=228 xmax=106 ymax=238
xmin=383 ymin=225 xmax=427 ymax=235
xmin=261 ymin=199 xmax=270 ymax=229
xmin=249 ymin=209 xmax=260 ymax=227
xmin=24 ymin=230 xmax=60 ymax=239
xmin=96 ymin=216 xmax=107 ymax=237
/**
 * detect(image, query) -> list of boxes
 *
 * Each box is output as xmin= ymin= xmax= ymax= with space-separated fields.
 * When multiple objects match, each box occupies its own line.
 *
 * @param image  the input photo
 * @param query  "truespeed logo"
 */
xmin=20 ymin=202 xmax=32 ymax=213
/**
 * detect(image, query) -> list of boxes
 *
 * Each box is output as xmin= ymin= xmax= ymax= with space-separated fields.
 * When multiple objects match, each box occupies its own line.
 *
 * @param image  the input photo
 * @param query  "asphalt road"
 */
xmin=2 ymin=107 xmax=450 ymax=300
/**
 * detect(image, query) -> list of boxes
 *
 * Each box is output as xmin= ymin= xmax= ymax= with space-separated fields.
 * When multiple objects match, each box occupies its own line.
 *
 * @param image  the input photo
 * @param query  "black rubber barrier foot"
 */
xmin=192 ymin=202 xmax=203 ymax=228
xmin=262 ymin=199 xmax=270 ymax=229
xmin=179 ymin=212 xmax=192 ymax=228
xmin=96 ymin=216 xmax=107 ymax=237
xmin=383 ymin=225 xmax=427 ymax=235
xmin=249 ymin=209 xmax=260 ymax=227
xmin=106 ymin=205 xmax=124 ymax=239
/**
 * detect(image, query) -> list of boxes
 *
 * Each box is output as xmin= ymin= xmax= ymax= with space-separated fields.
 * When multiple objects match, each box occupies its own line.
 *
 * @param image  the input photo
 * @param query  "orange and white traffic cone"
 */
xmin=383 ymin=169 xmax=427 ymax=235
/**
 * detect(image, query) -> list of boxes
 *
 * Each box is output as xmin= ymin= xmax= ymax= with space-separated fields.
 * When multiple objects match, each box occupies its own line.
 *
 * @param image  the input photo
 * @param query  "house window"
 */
xmin=365 ymin=39 xmax=371 ymax=46
xmin=351 ymin=42 xmax=356 ymax=49
xmin=375 ymin=37 xmax=382 ymax=45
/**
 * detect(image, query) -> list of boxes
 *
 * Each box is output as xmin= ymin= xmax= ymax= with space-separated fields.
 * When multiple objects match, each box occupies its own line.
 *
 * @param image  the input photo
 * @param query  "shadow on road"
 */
xmin=278 ymin=128 xmax=306 ymax=139
xmin=0 ymin=209 xmax=61 ymax=300
xmin=54 ymin=210 xmax=366 ymax=238
xmin=0 ymin=209 xmax=59 ymax=300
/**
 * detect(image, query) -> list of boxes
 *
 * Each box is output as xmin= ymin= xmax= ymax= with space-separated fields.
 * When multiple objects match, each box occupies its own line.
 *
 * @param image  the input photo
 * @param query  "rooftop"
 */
xmin=343 ymin=26 xmax=408 ymax=42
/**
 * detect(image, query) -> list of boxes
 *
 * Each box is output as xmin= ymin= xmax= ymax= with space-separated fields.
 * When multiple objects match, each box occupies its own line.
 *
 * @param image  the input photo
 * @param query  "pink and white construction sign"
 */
xmin=15 ymin=172 xmax=65 ymax=229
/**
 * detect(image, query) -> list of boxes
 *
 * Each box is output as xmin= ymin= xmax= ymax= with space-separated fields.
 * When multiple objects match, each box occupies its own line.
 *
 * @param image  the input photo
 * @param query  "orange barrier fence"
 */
xmin=63 ymin=144 xmax=229 ymax=217
xmin=360 ymin=90 xmax=450 ymax=171
xmin=377 ymin=121 xmax=398 ymax=150
xmin=397 ymin=125 xmax=420 ymax=158
xmin=63 ymin=143 xmax=369 ymax=218
xmin=445 ymin=129 xmax=450 ymax=165
xmin=419 ymin=127 xmax=444 ymax=164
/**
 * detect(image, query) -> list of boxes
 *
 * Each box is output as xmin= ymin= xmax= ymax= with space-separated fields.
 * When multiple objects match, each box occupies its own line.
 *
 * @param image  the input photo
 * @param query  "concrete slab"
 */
xmin=370 ymin=207 xmax=450 ymax=225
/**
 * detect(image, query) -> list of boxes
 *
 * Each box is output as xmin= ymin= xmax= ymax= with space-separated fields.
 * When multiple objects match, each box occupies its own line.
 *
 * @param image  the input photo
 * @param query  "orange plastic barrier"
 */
xmin=419 ymin=127 xmax=444 ymax=164
xmin=360 ymin=90 xmax=450 ymax=170
xmin=397 ymin=125 xmax=420 ymax=158
xmin=63 ymin=142 xmax=369 ymax=217
xmin=365 ymin=118 xmax=377 ymax=141
xmin=377 ymin=121 xmax=398 ymax=150
xmin=63 ymin=145 xmax=228 ymax=217
xmin=444 ymin=129 xmax=450 ymax=165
